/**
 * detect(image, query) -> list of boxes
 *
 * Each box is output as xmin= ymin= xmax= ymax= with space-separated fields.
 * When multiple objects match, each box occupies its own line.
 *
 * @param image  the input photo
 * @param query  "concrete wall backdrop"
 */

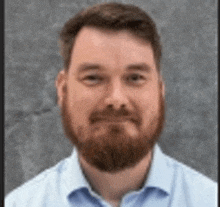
xmin=5 ymin=0 xmax=217 ymax=196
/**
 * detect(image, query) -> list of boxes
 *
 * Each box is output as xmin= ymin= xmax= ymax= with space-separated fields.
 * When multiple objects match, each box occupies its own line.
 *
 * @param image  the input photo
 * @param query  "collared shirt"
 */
xmin=5 ymin=144 xmax=217 ymax=207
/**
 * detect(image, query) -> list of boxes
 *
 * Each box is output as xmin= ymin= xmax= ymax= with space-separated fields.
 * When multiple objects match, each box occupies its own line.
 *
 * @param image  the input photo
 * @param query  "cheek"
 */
xmin=135 ymin=90 xmax=161 ymax=123
xmin=67 ymin=86 xmax=102 ymax=122
xmin=134 ymin=89 xmax=159 ymax=109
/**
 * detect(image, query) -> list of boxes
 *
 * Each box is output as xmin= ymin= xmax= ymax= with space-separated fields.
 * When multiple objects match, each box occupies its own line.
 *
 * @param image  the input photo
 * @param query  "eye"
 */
xmin=127 ymin=74 xmax=146 ymax=85
xmin=82 ymin=75 xmax=103 ymax=85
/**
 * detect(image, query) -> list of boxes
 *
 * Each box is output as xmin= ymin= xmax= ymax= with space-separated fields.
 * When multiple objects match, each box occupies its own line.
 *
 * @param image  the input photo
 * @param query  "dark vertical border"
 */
xmin=1 ymin=0 xmax=5 ymax=205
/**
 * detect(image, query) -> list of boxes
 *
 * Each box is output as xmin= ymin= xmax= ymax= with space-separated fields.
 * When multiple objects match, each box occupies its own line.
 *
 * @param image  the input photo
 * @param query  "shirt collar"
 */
xmin=63 ymin=147 xmax=92 ymax=197
xmin=144 ymin=144 xmax=173 ymax=194
xmin=63 ymin=144 xmax=173 ymax=198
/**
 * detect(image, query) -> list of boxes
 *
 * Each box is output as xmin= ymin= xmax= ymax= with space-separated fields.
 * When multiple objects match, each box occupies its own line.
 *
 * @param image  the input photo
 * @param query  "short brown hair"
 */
xmin=59 ymin=2 xmax=162 ymax=71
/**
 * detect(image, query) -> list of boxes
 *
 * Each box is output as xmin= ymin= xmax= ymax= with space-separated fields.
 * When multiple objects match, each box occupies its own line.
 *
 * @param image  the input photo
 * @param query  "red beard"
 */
xmin=61 ymin=87 xmax=165 ymax=173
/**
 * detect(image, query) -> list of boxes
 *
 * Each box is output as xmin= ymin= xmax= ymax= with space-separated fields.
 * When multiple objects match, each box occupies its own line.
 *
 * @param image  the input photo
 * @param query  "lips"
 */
xmin=96 ymin=118 xmax=130 ymax=122
xmin=89 ymin=110 xmax=141 ymax=126
xmin=90 ymin=117 xmax=138 ymax=125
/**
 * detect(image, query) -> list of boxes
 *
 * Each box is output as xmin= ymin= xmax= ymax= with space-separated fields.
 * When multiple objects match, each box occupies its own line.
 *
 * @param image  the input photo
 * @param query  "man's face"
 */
xmin=56 ymin=27 xmax=165 ymax=172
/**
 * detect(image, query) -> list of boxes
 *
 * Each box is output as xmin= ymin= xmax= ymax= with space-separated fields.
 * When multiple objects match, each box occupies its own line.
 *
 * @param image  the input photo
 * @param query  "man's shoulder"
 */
xmin=163 ymin=153 xmax=217 ymax=206
xmin=5 ymin=156 xmax=70 ymax=206
xmin=165 ymin=153 xmax=217 ymax=185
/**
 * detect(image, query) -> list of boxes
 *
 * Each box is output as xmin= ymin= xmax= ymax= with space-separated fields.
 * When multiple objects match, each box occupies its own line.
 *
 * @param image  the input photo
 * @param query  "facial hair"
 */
xmin=61 ymin=85 xmax=165 ymax=173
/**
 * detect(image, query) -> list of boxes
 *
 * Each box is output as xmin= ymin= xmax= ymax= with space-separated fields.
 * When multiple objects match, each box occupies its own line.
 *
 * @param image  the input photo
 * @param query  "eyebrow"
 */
xmin=126 ymin=63 xmax=152 ymax=73
xmin=77 ymin=63 xmax=102 ymax=72
xmin=77 ymin=63 xmax=153 ymax=73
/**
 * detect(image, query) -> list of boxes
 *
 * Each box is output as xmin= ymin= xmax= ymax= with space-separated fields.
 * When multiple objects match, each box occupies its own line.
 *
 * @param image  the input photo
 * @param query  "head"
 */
xmin=56 ymin=2 xmax=165 ymax=173
xmin=59 ymin=2 xmax=162 ymax=72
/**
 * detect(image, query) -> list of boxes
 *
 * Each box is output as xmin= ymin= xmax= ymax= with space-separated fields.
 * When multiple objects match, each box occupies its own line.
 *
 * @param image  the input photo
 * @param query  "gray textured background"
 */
xmin=5 ymin=0 xmax=217 ymax=196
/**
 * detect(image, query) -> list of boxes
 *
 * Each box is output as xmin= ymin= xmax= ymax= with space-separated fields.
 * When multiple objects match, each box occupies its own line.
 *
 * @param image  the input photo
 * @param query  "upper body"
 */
xmin=5 ymin=2 xmax=217 ymax=207
xmin=5 ymin=144 xmax=217 ymax=207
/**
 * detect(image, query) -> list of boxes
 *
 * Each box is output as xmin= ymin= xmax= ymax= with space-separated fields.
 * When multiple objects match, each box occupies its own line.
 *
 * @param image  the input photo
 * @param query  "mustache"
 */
xmin=89 ymin=107 xmax=142 ymax=126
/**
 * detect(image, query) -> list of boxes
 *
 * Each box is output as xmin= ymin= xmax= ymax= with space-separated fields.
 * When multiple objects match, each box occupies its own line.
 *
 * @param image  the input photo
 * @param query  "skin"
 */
xmin=56 ymin=26 xmax=165 ymax=206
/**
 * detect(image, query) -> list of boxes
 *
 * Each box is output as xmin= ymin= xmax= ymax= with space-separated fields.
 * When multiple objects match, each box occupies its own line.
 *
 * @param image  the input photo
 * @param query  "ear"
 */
xmin=161 ymin=81 xmax=165 ymax=97
xmin=159 ymin=75 xmax=165 ymax=97
xmin=55 ymin=70 xmax=67 ymax=107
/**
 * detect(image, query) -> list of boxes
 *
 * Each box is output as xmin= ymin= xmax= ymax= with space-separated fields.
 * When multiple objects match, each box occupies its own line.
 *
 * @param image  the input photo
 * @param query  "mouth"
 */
xmin=91 ymin=117 xmax=138 ymax=125
xmin=98 ymin=118 xmax=129 ymax=123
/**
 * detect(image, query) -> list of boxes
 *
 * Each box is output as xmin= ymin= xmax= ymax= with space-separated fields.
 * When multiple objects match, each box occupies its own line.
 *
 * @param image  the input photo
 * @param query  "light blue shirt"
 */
xmin=5 ymin=144 xmax=217 ymax=207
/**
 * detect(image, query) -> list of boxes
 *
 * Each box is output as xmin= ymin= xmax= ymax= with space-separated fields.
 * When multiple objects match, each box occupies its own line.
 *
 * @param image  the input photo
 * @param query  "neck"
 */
xmin=79 ymin=151 xmax=153 ymax=206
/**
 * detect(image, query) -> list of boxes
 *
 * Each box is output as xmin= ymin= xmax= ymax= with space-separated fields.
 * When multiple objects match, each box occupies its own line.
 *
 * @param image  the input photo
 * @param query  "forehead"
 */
xmin=69 ymin=26 xmax=157 ymax=74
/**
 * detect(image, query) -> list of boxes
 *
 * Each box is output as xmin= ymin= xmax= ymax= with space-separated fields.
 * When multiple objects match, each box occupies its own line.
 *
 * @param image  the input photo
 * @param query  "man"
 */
xmin=5 ymin=2 xmax=217 ymax=207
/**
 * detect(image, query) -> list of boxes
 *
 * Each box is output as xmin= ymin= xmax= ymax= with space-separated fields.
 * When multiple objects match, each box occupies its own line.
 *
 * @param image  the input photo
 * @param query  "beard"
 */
xmin=61 ymin=86 xmax=165 ymax=173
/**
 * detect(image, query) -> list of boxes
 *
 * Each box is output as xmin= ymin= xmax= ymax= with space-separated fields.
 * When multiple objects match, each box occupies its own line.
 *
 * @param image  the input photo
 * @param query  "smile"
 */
xmin=97 ymin=118 xmax=129 ymax=122
xmin=92 ymin=118 xmax=138 ymax=125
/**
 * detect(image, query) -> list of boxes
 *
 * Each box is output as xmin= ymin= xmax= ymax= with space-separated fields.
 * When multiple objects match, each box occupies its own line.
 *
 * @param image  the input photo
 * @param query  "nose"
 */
xmin=104 ymin=80 xmax=130 ymax=111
